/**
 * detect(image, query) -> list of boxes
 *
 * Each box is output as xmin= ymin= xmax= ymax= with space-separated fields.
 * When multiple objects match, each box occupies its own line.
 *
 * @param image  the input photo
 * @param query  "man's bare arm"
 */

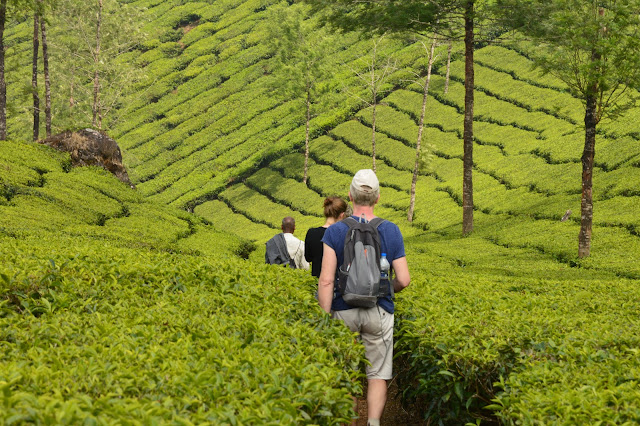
xmin=391 ymin=256 xmax=410 ymax=293
xmin=318 ymin=243 xmax=337 ymax=313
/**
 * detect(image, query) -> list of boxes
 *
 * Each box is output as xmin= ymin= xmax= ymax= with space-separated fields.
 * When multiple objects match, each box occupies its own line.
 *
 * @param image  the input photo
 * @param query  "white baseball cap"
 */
xmin=350 ymin=169 xmax=379 ymax=195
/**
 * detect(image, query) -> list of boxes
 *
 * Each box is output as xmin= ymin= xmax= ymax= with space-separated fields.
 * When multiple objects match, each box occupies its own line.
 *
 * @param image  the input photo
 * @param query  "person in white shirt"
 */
xmin=281 ymin=216 xmax=309 ymax=270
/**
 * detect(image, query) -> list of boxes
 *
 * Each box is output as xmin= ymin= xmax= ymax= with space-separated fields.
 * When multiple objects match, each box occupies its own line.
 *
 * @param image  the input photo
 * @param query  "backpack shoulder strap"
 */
xmin=290 ymin=239 xmax=303 ymax=268
xmin=343 ymin=216 xmax=358 ymax=228
xmin=275 ymin=233 xmax=293 ymax=264
xmin=369 ymin=217 xmax=385 ymax=229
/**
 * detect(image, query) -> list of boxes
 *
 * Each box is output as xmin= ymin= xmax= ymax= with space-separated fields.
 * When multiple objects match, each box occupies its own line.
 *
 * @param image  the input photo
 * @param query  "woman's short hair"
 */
xmin=323 ymin=196 xmax=348 ymax=220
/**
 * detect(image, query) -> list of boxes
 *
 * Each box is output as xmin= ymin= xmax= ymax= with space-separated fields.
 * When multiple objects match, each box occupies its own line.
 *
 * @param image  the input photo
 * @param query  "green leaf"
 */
xmin=454 ymin=381 xmax=464 ymax=402
xmin=483 ymin=404 xmax=504 ymax=411
xmin=466 ymin=397 xmax=473 ymax=410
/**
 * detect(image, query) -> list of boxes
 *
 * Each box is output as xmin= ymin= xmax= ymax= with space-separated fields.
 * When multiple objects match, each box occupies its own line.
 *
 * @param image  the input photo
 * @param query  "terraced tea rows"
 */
xmin=216 ymin=43 xmax=639 ymax=273
xmin=0 ymin=140 xmax=245 ymax=256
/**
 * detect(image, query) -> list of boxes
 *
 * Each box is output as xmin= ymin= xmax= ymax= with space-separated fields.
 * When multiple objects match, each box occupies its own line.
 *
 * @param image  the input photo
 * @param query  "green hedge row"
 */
xmin=311 ymin=135 xmax=410 ymax=193
xmin=151 ymin=104 xmax=305 ymax=206
xmin=245 ymin=168 xmax=325 ymax=218
xmin=429 ymin=72 xmax=575 ymax=139
xmin=331 ymin=119 xmax=416 ymax=171
xmin=120 ymin=43 xmax=273 ymax=142
xmin=308 ymin=112 xmax=640 ymax=237
xmin=372 ymin=85 xmax=640 ymax=219
xmin=117 ymin=10 xmax=434 ymax=204
xmin=194 ymin=199 xmax=276 ymax=243
xmin=598 ymin=167 xmax=640 ymax=199
xmin=218 ymin=183 xmax=319 ymax=232
xmin=384 ymin=88 xmax=543 ymax=158
xmin=494 ymin=337 xmax=640 ymax=424
xmin=448 ymin=60 xmax=582 ymax=124
xmin=161 ymin=95 xmax=367 ymax=209
xmin=474 ymin=45 xmax=569 ymax=93
xmin=125 ymin=62 xmax=269 ymax=156
xmin=132 ymin=84 xmax=279 ymax=187
xmin=506 ymin=38 xmax=640 ymax=139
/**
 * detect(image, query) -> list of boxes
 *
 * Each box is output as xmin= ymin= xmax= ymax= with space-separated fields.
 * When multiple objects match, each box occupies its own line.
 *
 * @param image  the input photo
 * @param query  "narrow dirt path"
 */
xmin=355 ymin=380 xmax=426 ymax=425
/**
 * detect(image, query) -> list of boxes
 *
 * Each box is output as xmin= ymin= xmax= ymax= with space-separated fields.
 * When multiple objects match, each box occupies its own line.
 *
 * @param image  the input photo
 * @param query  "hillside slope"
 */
xmin=4 ymin=0 xmax=637 ymax=248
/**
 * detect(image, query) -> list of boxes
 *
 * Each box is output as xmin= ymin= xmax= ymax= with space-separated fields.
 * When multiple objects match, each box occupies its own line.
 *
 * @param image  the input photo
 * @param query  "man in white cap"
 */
xmin=318 ymin=169 xmax=411 ymax=426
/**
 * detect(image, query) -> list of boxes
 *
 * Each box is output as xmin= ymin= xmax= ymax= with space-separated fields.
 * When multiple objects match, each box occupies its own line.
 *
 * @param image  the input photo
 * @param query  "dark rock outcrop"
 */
xmin=40 ymin=129 xmax=133 ymax=186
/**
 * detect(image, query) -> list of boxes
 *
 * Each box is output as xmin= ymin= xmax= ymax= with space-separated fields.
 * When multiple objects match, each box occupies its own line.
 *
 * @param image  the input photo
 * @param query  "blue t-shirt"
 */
xmin=322 ymin=216 xmax=405 ymax=314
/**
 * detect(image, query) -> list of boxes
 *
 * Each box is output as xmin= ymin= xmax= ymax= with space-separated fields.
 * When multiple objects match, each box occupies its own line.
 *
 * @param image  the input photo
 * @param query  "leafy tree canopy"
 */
xmin=497 ymin=0 xmax=640 ymax=121
xmin=301 ymin=0 xmax=451 ymax=34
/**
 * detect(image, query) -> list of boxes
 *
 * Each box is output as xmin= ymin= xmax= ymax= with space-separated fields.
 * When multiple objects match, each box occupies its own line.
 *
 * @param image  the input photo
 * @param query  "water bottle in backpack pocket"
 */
xmin=380 ymin=253 xmax=390 ymax=279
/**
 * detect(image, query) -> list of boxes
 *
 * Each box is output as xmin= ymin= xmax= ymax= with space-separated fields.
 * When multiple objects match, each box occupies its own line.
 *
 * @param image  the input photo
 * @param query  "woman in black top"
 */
xmin=305 ymin=196 xmax=349 ymax=277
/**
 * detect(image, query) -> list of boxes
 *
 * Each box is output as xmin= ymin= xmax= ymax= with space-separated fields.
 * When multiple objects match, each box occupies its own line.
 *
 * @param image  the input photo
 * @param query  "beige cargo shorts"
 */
xmin=333 ymin=306 xmax=394 ymax=380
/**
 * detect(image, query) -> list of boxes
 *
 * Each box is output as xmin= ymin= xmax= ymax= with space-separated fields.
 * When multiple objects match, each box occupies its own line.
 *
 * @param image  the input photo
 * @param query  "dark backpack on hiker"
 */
xmin=265 ymin=233 xmax=297 ymax=269
xmin=337 ymin=216 xmax=392 ymax=308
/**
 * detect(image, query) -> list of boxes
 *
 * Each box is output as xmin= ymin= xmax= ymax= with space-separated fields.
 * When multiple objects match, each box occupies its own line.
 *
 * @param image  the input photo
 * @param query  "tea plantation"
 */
xmin=2 ymin=0 xmax=640 ymax=424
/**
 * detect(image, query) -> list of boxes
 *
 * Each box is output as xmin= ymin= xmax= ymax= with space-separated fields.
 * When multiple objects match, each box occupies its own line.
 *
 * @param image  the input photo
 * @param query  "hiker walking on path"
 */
xmin=318 ymin=169 xmax=411 ymax=426
xmin=265 ymin=216 xmax=309 ymax=270
xmin=305 ymin=196 xmax=348 ymax=278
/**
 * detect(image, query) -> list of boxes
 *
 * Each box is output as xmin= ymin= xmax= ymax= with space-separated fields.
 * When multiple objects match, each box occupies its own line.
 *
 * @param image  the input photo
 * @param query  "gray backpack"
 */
xmin=337 ymin=216 xmax=391 ymax=308
xmin=265 ymin=233 xmax=297 ymax=269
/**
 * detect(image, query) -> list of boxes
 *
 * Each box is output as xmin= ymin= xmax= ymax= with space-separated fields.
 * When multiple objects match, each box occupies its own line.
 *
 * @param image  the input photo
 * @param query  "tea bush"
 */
xmin=394 ymin=229 xmax=640 ymax=424
xmin=2 ymin=1 xmax=640 ymax=423
xmin=0 ymin=139 xmax=367 ymax=423
xmin=0 ymin=243 xmax=365 ymax=424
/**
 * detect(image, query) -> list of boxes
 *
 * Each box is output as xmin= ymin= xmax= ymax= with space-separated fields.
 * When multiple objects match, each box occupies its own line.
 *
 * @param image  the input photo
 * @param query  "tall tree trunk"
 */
xmin=462 ymin=0 xmax=474 ymax=235
xmin=32 ymin=14 xmax=40 ymax=142
xmin=579 ymin=94 xmax=596 ymax=258
xmin=303 ymin=88 xmax=310 ymax=184
xmin=444 ymin=41 xmax=453 ymax=95
xmin=578 ymin=9 xmax=607 ymax=258
xmin=0 ymin=0 xmax=7 ymax=141
xmin=92 ymin=0 xmax=103 ymax=128
xmin=408 ymin=36 xmax=437 ymax=223
xmin=39 ymin=3 xmax=51 ymax=137
xmin=579 ymin=71 xmax=599 ymax=258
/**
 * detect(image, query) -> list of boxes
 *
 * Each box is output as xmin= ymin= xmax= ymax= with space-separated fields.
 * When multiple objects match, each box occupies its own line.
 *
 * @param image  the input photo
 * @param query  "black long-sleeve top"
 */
xmin=305 ymin=226 xmax=327 ymax=278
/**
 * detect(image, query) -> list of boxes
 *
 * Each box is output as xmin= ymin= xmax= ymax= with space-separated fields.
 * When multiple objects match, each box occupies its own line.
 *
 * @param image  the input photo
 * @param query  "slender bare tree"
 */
xmin=408 ymin=35 xmax=437 ymax=222
xmin=92 ymin=0 xmax=103 ymax=128
xmin=269 ymin=4 xmax=333 ymax=185
xmin=53 ymin=0 xmax=144 ymax=131
xmin=345 ymin=34 xmax=396 ymax=173
xmin=444 ymin=40 xmax=453 ymax=94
